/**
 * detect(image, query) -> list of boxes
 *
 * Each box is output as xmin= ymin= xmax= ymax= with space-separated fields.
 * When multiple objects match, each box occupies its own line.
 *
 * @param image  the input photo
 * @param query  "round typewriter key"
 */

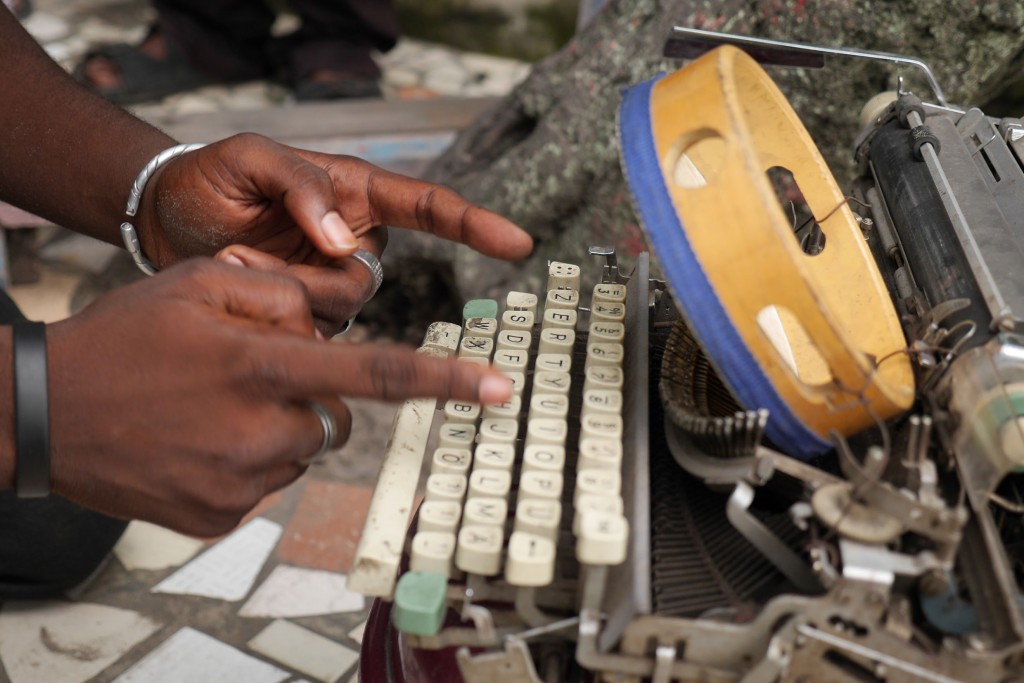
xmin=506 ymin=291 xmax=538 ymax=314
xmin=496 ymin=329 xmax=531 ymax=352
xmin=474 ymin=443 xmax=516 ymax=471
xmin=468 ymin=469 xmax=512 ymax=499
xmin=519 ymin=471 xmax=564 ymax=501
xmin=573 ymin=494 xmax=623 ymax=535
xmin=418 ymin=500 xmax=462 ymax=534
xmin=409 ymin=531 xmax=456 ymax=576
xmin=455 ymin=524 xmax=503 ymax=576
xmin=588 ymin=321 xmax=625 ymax=344
xmin=584 ymin=365 xmax=623 ymax=392
xmin=542 ymin=308 xmax=578 ymax=330
xmin=505 ymin=531 xmax=556 ymax=587
xmin=547 ymin=261 xmax=581 ymax=291
xmin=459 ymin=335 xmax=494 ymax=358
xmin=501 ymin=309 xmax=535 ymax=331
xmin=523 ymin=444 xmax=566 ymax=473
xmin=431 ymin=447 xmax=472 ymax=476
xmin=443 ymin=399 xmax=480 ymax=424
xmin=425 ymin=473 xmax=467 ymax=502
xmin=515 ymin=499 xmax=563 ymax=541
xmin=592 ymin=283 xmax=627 ymax=304
xmin=463 ymin=497 xmax=509 ymax=527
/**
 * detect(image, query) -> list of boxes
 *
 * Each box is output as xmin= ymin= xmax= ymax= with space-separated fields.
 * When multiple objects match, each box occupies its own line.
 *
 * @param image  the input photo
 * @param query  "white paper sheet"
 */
xmin=240 ymin=566 xmax=365 ymax=618
xmin=114 ymin=627 xmax=289 ymax=683
xmin=153 ymin=517 xmax=282 ymax=601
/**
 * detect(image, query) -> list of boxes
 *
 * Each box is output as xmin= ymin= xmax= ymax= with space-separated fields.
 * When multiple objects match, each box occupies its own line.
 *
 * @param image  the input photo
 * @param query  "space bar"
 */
xmin=348 ymin=392 xmax=437 ymax=598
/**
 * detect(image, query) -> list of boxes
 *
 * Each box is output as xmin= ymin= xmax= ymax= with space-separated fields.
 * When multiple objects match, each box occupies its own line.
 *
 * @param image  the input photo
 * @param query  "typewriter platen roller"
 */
xmin=351 ymin=29 xmax=1024 ymax=683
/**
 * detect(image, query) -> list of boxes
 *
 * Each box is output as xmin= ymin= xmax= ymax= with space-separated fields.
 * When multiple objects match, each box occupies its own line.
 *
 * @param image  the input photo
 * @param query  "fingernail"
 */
xmin=223 ymin=253 xmax=245 ymax=267
xmin=478 ymin=374 xmax=513 ymax=403
xmin=315 ymin=329 xmax=325 ymax=341
xmin=321 ymin=212 xmax=358 ymax=250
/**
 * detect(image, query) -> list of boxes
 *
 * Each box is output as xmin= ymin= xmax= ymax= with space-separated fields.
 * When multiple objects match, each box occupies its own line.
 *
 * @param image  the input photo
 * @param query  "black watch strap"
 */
xmin=13 ymin=322 xmax=50 ymax=498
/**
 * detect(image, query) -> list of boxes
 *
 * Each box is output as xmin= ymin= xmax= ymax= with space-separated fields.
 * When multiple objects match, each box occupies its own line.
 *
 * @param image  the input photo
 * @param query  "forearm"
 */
xmin=0 ymin=9 xmax=175 ymax=245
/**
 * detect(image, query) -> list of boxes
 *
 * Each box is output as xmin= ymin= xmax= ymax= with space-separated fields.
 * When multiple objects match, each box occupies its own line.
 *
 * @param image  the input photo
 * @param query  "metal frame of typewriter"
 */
xmin=358 ymin=29 xmax=1024 ymax=683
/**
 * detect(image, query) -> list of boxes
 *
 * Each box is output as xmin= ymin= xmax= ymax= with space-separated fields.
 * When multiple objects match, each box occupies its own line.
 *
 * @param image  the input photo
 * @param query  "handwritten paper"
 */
xmin=153 ymin=518 xmax=281 ymax=601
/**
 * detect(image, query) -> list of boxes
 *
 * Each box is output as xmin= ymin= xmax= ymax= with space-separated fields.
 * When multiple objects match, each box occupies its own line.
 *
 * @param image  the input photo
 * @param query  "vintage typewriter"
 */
xmin=348 ymin=28 xmax=1024 ymax=683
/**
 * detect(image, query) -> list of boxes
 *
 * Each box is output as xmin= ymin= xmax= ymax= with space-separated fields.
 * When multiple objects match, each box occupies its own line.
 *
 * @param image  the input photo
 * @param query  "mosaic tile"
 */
xmin=248 ymin=620 xmax=359 ymax=683
xmin=113 ymin=521 xmax=205 ymax=571
xmin=278 ymin=481 xmax=372 ymax=573
xmin=0 ymin=601 xmax=161 ymax=683
xmin=114 ymin=627 xmax=289 ymax=683
xmin=240 ymin=565 xmax=364 ymax=618
xmin=153 ymin=518 xmax=281 ymax=601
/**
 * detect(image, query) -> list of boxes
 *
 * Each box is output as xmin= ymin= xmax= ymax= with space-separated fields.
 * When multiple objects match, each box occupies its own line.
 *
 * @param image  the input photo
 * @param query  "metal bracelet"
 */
xmin=120 ymin=143 xmax=207 ymax=276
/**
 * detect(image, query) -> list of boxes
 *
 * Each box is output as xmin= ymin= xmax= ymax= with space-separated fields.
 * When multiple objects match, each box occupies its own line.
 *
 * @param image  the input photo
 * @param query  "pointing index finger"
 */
xmin=334 ymin=159 xmax=533 ymax=261
xmin=256 ymin=338 xmax=514 ymax=405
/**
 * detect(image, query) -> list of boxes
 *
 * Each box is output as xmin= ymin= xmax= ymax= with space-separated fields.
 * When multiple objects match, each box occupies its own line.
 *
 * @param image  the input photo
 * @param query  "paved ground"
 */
xmin=0 ymin=1 xmax=531 ymax=681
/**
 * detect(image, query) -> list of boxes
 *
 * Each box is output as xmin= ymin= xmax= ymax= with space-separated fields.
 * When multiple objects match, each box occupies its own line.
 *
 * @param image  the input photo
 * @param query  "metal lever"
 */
xmin=663 ymin=26 xmax=952 ymax=108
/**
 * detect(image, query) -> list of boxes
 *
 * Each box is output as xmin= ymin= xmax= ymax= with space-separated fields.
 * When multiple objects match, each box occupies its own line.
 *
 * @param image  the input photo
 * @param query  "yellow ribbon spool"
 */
xmin=644 ymin=46 xmax=913 ymax=442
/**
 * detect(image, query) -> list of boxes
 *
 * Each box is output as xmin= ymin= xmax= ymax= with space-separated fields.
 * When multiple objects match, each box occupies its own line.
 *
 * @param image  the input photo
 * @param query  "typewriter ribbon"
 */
xmin=619 ymin=45 xmax=914 ymax=458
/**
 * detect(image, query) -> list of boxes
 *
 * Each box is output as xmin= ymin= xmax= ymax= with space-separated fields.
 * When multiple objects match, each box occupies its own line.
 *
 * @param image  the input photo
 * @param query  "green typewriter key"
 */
xmin=393 ymin=571 xmax=449 ymax=636
xmin=463 ymin=298 xmax=499 ymax=321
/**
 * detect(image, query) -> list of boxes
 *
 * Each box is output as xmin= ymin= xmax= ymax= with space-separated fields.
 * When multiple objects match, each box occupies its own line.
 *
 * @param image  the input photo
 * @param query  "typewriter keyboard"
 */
xmin=348 ymin=257 xmax=638 ymax=636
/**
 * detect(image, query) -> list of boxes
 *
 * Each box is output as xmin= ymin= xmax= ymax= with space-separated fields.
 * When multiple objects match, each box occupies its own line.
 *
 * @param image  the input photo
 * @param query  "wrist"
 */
xmin=122 ymin=143 xmax=205 ymax=274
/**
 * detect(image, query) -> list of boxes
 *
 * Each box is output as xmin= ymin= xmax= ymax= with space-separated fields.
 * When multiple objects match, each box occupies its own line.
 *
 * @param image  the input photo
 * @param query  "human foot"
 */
xmin=73 ymin=29 xmax=214 ymax=105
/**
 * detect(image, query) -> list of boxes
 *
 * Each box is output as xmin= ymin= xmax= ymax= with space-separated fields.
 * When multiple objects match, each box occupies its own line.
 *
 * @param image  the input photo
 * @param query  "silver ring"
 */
xmin=302 ymin=401 xmax=338 ymax=465
xmin=350 ymin=248 xmax=383 ymax=300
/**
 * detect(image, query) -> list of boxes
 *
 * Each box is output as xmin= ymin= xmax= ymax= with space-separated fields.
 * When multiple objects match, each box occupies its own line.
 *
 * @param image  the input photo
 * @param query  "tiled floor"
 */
xmin=1 ymin=1 xmax=531 ymax=681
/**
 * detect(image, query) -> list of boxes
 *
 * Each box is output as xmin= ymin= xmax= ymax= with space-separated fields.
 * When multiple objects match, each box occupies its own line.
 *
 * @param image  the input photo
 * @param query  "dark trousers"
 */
xmin=154 ymin=0 xmax=400 ymax=81
xmin=0 ymin=291 xmax=127 ymax=599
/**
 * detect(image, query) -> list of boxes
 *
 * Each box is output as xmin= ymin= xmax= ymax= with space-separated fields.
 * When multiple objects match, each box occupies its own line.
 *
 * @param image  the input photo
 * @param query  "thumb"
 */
xmin=219 ymin=135 xmax=360 ymax=258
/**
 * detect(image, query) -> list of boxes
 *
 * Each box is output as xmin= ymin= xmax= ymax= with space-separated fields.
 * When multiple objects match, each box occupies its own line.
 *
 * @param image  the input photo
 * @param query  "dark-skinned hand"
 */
xmin=45 ymin=259 xmax=513 ymax=537
xmin=132 ymin=133 xmax=534 ymax=335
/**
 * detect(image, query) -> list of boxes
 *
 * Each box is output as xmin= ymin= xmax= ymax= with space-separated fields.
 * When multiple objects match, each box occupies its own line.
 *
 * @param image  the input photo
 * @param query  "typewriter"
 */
xmin=348 ymin=28 xmax=1024 ymax=683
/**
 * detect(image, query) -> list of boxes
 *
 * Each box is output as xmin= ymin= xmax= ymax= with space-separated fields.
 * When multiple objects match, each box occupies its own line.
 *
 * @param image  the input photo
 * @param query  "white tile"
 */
xmin=153 ymin=518 xmax=281 ymax=601
xmin=0 ymin=601 xmax=161 ymax=683
xmin=347 ymin=621 xmax=366 ymax=646
xmin=114 ymin=627 xmax=289 ymax=683
xmin=240 ymin=566 xmax=364 ymax=619
xmin=248 ymin=620 xmax=359 ymax=683
xmin=113 ymin=521 xmax=205 ymax=571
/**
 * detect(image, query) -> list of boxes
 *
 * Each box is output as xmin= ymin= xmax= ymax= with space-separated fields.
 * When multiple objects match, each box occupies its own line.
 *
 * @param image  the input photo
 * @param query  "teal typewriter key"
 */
xmin=392 ymin=571 xmax=448 ymax=636
xmin=463 ymin=298 xmax=498 ymax=321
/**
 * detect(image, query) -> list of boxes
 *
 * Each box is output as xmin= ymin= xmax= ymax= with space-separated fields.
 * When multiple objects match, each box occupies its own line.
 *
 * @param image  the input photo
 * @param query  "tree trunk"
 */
xmin=411 ymin=0 xmax=1024 ymax=299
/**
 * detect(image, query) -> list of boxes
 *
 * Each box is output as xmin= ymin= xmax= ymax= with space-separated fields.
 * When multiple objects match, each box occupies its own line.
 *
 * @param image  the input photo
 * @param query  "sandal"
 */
xmin=73 ymin=39 xmax=214 ymax=105
xmin=294 ymin=75 xmax=382 ymax=101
